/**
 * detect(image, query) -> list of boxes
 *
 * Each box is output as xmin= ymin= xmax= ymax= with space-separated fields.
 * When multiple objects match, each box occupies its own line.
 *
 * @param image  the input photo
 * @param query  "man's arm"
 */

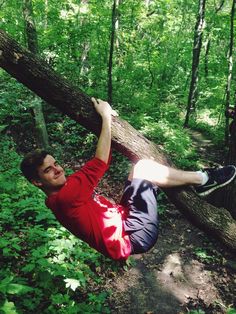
xmin=91 ymin=98 xmax=118 ymax=164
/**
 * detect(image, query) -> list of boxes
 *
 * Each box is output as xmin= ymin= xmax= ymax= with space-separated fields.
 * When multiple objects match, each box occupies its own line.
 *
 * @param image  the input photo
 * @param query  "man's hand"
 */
xmin=91 ymin=97 xmax=118 ymax=119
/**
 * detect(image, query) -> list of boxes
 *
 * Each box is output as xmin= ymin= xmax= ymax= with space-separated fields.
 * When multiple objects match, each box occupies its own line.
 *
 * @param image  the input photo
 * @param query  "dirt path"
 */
xmin=187 ymin=129 xmax=222 ymax=167
xmin=105 ymin=130 xmax=236 ymax=314
xmin=106 ymin=211 xmax=236 ymax=314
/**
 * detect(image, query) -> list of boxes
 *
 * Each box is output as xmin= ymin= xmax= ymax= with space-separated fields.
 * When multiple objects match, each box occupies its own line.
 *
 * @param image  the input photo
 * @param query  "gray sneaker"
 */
xmin=195 ymin=165 xmax=236 ymax=196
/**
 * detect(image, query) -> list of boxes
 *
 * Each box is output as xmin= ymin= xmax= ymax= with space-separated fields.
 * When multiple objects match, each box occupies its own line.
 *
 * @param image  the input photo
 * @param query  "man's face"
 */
xmin=33 ymin=155 xmax=66 ymax=193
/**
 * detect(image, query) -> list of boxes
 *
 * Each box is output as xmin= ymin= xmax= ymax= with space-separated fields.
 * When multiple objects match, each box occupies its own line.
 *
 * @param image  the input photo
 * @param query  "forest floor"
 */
xmin=99 ymin=130 xmax=236 ymax=314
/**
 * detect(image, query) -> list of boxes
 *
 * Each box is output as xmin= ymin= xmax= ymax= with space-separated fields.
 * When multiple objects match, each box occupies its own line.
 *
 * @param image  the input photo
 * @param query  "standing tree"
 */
xmin=108 ymin=0 xmax=119 ymax=104
xmin=224 ymin=0 xmax=235 ymax=146
xmin=203 ymin=1 xmax=226 ymax=82
xmin=204 ymin=36 xmax=210 ymax=81
xmin=184 ymin=0 xmax=206 ymax=128
xmin=223 ymin=0 xmax=236 ymax=217
xmin=22 ymin=0 xmax=49 ymax=149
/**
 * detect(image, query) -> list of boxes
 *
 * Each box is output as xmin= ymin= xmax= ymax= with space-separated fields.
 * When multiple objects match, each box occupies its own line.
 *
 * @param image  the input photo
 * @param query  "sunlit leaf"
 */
xmin=64 ymin=278 xmax=81 ymax=291
xmin=1 ymin=300 xmax=18 ymax=314
xmin=7 ymin=283 xmax=33 ymax=295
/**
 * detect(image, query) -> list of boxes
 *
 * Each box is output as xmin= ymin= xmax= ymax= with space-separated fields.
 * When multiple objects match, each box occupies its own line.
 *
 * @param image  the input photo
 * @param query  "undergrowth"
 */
xmin=0 ymin=135 xmax=122 ymax=314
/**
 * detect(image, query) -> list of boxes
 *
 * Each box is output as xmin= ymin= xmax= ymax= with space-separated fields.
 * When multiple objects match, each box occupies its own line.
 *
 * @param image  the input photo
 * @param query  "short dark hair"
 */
xmin=20 ymin=149 xmax=49 ymax=182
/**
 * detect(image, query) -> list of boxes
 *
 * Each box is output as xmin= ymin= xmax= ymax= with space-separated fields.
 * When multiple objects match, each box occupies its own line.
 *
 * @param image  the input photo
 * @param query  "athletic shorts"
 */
xmin=119 ymin=178 xmax=159 ymax=254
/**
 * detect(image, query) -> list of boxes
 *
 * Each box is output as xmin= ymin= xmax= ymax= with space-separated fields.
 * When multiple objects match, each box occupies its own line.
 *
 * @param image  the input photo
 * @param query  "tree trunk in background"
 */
xmin=108 ymin=0 xmax=119 ymax=104
xmin=184 ymin=0 xmax=206 ymax=128
xmin=215 ymin=0 xmax=225 ymax=13
xmin=201 ymin=1 xmax=236 ymax=220
xmin=224 ymin=1 xmax=236 ymax=226
xmin=204 ymin=37 xmax=210 ymax=81
xmin=1 ymin=29 xmax=236 ymax=251
xmin=203 ymin=1 xmax=225 ymax=82
xmin=224 ymin=0 xmax=235 ymax=147
xmin=22 ymin=0 xmax=49 ymax=149
xmin=225 ymin=87 xmax=236 ymax=218
xmin=79 ymin=1 xmax=90 ymax=81
xmin=79 ymin=42 xmax=90 ymax=77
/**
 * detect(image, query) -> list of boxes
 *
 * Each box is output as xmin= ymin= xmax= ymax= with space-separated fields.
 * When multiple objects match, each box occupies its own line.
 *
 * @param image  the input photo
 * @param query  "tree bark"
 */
xmin=204 ymin=37 xmax=210 ymax=81
xmin=224 ymin=0 xmax=235 ymax=147
xmin=22 ymin=0 xmax=49 ymax=149
xmin=215 ymin=0 xmax=225 ymax=13
xmin=1 ymin=29 xmax=236 ymax=252
xmin=184 ymin=0 xmax=206 ymax=128
xmin=108 ymin=0 xmax=119 ymax=104
xmin=225 ymin=89 xmax=236 ymax=218
xmin=223 ymin=0 xmax=236 ymax=218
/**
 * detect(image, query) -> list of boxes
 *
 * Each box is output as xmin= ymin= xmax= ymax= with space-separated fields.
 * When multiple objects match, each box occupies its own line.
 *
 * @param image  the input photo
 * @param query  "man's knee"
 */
xmin=132 ymin=159 xmax=169 ymax=185
xmin=133 ymin=159 xmax=158 ymax=180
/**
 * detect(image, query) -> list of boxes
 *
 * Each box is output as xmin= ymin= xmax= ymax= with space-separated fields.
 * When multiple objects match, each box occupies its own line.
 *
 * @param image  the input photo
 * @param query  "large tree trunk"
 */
xmin=1 ymin=29 xmax=236 ymax=252
xmin=184 ymin=0 xmax=206 ymax=128
xmin=224 ymin=0 xmax=235 ymax=146
xmin=223 ymin=0 xmax=236 ymax=217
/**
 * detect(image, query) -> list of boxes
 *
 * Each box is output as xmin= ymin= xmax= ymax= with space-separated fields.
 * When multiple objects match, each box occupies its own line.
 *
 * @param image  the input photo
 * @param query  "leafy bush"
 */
xmin=139 ymin=114 xmax=199 ymax=169
xmin=0 ymin=136 xmax=113 ymax=313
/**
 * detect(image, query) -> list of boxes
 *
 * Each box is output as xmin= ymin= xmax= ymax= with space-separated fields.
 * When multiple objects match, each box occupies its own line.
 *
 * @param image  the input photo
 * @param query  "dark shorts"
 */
xmin=119 ymin=178 xmax=159 ymax=255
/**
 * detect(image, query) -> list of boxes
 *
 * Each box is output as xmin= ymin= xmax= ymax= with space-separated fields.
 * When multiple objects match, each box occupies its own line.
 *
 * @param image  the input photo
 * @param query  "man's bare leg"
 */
xmin=128 ymin=159 xmax=203 ymax=188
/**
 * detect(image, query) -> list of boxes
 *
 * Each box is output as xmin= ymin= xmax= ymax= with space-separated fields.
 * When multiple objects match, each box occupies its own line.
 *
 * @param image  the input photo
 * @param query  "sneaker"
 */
xmin=195 ymin=165 xmax=236 ymax=196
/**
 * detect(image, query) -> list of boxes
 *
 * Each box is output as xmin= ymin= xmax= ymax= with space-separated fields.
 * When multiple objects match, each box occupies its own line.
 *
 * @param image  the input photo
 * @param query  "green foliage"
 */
xmin=194 ymin=247 xmax=215 ymax=262
xmin=0 ymin=136 xmax=113 ymax=313
xmin=194 ymin=242 xmax=223 ymax=265
xmin=188 ymin=310 xmax=205 ymax=314
xmin=189 ymin=111 xmax=225 ymax=148
xmin=0 ymin=0 xmax=235 ymax=311
xmin=108 ymin=151 xmax=130 ymax=182
xmin=156 ymin=192 xmax=169 ymax=215
xmin=139 ymin=109 xmax=199 ymax=169
xmin=0 ymin=0 xmax=228 ymax=168
xmin=46 ymin=117 xmax=97 ymax=161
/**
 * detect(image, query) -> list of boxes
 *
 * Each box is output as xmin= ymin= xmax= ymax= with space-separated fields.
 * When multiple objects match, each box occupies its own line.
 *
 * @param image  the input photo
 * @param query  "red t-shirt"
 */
xmin=45 ymin=157 xmax=131 ymax=260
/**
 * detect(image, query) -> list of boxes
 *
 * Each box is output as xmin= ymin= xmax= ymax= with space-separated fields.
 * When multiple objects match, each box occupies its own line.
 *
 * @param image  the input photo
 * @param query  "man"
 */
xmin=20 ymin=98 xmax=236 ymax=260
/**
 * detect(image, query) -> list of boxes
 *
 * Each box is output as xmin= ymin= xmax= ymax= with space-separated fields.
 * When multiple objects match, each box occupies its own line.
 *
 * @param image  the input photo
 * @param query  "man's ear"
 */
xmin=31 ymin=179 xmax=43 ymax=187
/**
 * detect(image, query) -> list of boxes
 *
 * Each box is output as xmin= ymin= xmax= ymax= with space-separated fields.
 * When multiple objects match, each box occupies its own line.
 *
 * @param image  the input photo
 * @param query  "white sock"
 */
xmin=196 ymin=171 xmax=209 ymax=185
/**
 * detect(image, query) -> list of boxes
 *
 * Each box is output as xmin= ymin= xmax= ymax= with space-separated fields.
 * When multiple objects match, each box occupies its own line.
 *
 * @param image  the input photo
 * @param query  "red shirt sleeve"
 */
xmin=57 ymin=157 xmax=109 ymax=208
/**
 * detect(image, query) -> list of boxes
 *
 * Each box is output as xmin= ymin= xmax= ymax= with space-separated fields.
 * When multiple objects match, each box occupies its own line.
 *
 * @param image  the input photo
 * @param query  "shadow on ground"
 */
xmin=102 ymin=130 xmax=235 ymax=314
xmin=105 ymin=210 xmax=235 ymax=314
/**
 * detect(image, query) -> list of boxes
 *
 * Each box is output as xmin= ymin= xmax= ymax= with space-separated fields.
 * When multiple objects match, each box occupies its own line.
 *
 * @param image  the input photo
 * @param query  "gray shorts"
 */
xmin=119 ymin=178 xmax=159 ymax=254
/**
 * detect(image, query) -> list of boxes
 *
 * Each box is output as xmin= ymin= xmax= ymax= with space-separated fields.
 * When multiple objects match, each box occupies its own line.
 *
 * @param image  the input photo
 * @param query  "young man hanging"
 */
xmin=20 ymin=98 xmax=236 ymax=261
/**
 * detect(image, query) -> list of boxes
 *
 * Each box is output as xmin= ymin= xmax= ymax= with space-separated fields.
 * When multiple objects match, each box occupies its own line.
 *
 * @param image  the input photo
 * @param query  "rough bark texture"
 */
xmin=223 ymin=0 xmax=236 ymax=217
xmin=107 ymin=0 xmax=119 ymax=104
xmin=184 ymin=0 xmax=206 ymax=127
xmin=224 ymin=0 xmax=235 ymax=146
xmin=1 ymin=29 xmax=236 ymax=251
xmin=226 ymin=95 xmax=236 ymax=218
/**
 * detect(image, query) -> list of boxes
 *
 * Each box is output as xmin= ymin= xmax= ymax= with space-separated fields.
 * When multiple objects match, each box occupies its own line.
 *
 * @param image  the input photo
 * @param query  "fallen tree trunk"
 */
xmin=1 ymin=29 xmax=236 ymax=251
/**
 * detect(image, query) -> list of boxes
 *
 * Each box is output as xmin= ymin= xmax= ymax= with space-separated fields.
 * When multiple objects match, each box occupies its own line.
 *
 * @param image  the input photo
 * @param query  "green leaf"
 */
xmin=0 ymin=277 xmax=33 ymax=295
xmin=6 ymin=283 xmax=33 ymax=295
xmin=0 ymin=300 xmax=18 ymax=314
xmin=21 ymin=263 xmax=35 ymax=273
xmin=0 ymin=125 xmax=8 ymax=133
xmin=0 ymin=276 xmax=14 ymax=293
